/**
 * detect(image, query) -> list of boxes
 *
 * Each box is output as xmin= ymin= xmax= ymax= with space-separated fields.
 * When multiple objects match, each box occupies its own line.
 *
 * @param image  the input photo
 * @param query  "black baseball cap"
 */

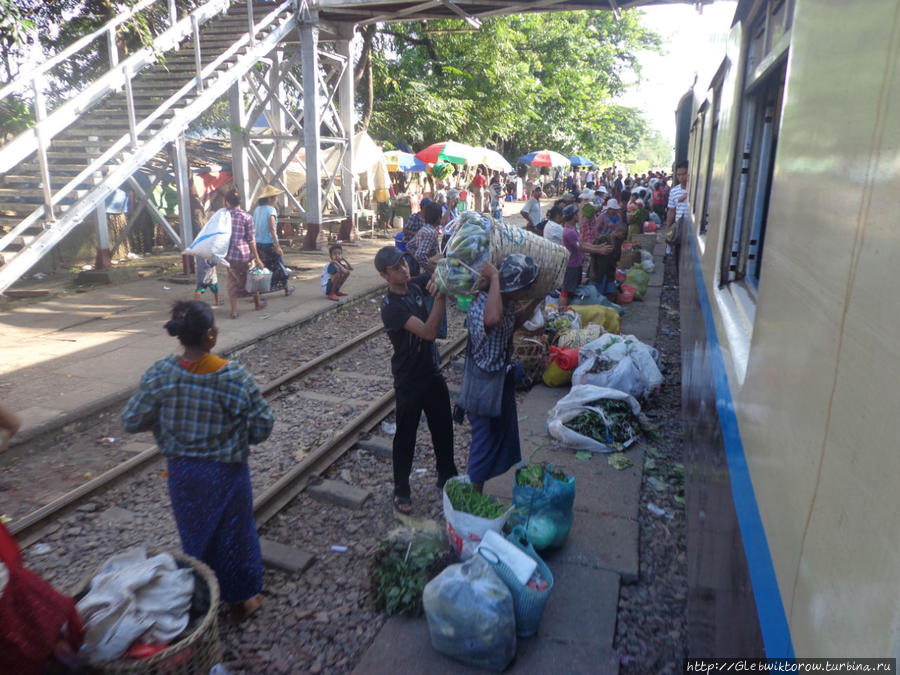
xmin=374 ymin=246 xmax=405 ymax=273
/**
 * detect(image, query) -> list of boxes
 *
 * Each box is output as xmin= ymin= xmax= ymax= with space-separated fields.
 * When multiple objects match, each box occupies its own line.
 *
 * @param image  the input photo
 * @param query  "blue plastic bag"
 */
xmin=509 ymin=463 xmax=576 ymax=550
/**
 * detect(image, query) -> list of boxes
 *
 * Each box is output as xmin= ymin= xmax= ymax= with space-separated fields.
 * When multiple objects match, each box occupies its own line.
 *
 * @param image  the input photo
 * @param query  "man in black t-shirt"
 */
xmin=375 ymin=246 xmax=457 ymax=515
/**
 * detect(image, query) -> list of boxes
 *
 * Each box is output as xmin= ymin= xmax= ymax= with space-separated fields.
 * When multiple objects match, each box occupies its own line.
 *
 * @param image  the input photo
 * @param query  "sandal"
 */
xmin=285 ymin=286 xmax=296 ymax=297
xmin=255 ymin=298 xmax=268 ymax=311
xmin=230 ymin=313 xmax=239 ymax=320
xmin=392 ymin=495 xmax=413 ymax=515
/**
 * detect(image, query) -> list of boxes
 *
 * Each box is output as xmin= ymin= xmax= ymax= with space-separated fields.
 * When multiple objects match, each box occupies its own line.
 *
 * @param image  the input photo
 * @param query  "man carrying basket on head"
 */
xmin=458 ymin=254 xmax=542 ymax=493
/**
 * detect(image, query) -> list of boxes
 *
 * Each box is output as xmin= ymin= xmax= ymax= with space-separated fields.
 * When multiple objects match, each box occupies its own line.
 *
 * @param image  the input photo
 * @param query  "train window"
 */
xmin=699 ymin=83 xmax=723 ymax=236
xmin=722 ymin=59 xmax=786 ymax=288
xmin=745 ymin=0 xmax=795 ymax=78
xmin=690 ymin=110 xmax=705 ymax=221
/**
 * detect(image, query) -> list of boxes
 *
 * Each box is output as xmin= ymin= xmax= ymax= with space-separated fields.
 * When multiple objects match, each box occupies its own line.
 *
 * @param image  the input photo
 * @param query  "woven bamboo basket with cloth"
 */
xmin=73 ymin=551 xmax=221 ymax=674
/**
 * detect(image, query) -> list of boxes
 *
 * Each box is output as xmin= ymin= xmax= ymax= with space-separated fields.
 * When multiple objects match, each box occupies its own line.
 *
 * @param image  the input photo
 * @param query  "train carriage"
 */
xmin=678 ymin=0 xmax=900 ymax=659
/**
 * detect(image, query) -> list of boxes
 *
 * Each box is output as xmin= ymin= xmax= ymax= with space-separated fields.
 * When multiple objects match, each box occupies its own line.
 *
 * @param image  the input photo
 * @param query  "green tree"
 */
xmin=366 ymin=10 xmax=660 ymax=161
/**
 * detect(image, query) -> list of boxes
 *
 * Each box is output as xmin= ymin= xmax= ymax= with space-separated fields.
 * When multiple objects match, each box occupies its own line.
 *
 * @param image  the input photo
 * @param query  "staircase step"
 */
xmin=0 ymin=186 xmax=86 ymax=200
xmin=0 ymin=175 xmax=92 ymax=189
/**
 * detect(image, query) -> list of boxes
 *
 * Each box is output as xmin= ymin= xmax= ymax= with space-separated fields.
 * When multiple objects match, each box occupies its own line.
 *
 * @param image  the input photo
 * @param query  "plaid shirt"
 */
xmin=467 ymin=291 xmax=515 ymax=373
xmin=405 ymin=211 xmax=425 ymax=235
xmin=225 ymin=208 xmax=255 ymax=262
xmin=121 ymin=355 xmax=274 ymax=463
xmin=409 ymin=223 xmax=440 ymax=271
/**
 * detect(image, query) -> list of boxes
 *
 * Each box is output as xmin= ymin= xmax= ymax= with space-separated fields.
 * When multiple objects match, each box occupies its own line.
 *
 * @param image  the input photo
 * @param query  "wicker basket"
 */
xmin=479 ymin=526 xmax=554 ymax=638
xmin=511 ymin=330 xmax=548 ymax=388
xmin=74 ymin=551 xmax=221 ymax=674
xmin=555 ymin=324 xmax=605 ymax=349
xmin=488 ymin=220 xmax=568 ymax=300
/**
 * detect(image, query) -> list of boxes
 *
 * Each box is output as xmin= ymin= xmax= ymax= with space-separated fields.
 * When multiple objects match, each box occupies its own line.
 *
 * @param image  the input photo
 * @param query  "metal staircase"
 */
xmin=0 ymin=0 xmax=301 ymax=293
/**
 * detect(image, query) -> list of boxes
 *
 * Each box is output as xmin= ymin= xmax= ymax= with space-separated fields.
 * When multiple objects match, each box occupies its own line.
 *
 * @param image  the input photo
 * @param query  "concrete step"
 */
xmin=0 ymin=175 xmax=91 ymax=189
xmin=0 ymin=186 xmax=86 ymax=200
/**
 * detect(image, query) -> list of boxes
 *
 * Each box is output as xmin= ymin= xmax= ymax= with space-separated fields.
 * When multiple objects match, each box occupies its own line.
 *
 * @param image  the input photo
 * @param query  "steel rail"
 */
xmin=8 ymin=320 xmax=394 ymax=546
xmin=253 ymin=333 xmax=468 ymax=526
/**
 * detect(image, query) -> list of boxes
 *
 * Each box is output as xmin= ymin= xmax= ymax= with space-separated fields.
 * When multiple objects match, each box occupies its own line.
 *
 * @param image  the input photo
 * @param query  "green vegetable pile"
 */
xmin=545 ymin=313 xmax=574 ymax=341
xmin=445 ymin=479 xmax=508 ymax=518
xmin=516 ymin=462 xmax=568 ymax=488
xmin=369 ymin=531 xmax=452 ymax=616
xmin=432 ymin=161 xmax=454 ymax=180
xmin=433 ymin=212 xmax=491 ymax=296
xmin=589 ymin=356 xmax=615 ymax=373
xmin=564 ymin=399 xmax=639 ymax=450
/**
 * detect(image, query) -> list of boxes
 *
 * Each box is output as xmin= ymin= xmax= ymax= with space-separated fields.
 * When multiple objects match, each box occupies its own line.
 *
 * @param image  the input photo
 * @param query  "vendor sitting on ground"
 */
xmin=458 ymin=255 xmax=542 ymax=493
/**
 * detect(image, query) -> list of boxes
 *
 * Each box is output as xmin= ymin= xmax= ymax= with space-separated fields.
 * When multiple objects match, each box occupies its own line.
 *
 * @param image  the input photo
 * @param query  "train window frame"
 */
xmin=720 ymin=0 xmax=791 ymax=293
xmin=699 ymin=69 xmax=725 ymax=238
xmin=722 ymin=56 xmax=786 ymax=292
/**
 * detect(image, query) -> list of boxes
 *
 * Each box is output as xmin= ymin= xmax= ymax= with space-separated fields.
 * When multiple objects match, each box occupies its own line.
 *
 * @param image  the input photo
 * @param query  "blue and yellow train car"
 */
xmin=677 ymin=0 xmax=900 ymax=658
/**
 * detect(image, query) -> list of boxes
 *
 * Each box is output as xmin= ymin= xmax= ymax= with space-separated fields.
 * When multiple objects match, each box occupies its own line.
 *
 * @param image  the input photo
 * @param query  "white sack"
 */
xmin=183 ymin=208 xmax=231 ymax=267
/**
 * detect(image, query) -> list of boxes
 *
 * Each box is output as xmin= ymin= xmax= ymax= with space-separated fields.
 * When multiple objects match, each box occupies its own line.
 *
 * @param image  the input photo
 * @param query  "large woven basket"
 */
xmin=488 ymin=220 xmax=568 ymax=300
xmin=511 ymin=330 xmax=548 ymax=388
xmin=74 ymin=551 xmax=221 ymax=674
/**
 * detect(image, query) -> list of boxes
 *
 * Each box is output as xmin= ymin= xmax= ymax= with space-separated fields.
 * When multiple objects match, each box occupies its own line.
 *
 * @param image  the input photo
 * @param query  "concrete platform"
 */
xmin=0 ymin=237 xmax=393 ymax=444
xmin=2 ymin=208 xmax=666 ymax=674
xmin=353 ymin=237 xmax=666 ymax=675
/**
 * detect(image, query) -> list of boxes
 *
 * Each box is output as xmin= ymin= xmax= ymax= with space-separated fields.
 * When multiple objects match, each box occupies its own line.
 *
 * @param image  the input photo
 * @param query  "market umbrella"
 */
xmin=473 ymin=147 xmax=513 ymax=173
xmin=569 ymin=155 xmax=595 ymax=167
xmin=383 ymin=150 xmax=427 ymax=172
xmin=518 ymin=150 xmax=570 ymax=167
xmin=415 ymin=141 xmax=479 ymax=165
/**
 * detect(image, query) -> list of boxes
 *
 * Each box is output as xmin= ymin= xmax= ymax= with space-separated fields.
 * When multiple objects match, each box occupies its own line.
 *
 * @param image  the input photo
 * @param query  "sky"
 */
xmin=616 ymin=1 xmax=738 ymax=143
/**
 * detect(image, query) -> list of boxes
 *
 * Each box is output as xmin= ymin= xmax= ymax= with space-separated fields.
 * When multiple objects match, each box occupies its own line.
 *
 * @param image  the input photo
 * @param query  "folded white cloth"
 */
xmin=76 ymin=547 xmax=194 ymax=661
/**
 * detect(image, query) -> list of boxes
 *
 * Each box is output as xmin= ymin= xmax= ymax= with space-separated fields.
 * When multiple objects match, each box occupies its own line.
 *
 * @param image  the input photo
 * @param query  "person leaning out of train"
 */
xmin=120 ymin=301 xmax=274 ymax=622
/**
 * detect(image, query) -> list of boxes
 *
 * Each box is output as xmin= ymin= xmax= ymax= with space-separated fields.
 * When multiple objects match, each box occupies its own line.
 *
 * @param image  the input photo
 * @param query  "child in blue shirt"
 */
xmin=321 ymin=243 xmax=353 ymax=300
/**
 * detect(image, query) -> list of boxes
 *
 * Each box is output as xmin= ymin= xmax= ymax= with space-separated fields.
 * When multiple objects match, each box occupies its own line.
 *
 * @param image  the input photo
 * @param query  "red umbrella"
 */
xmin=518 ymin=150 xmax=570 ymax=167
xmin=415 ymin=141 xmax=479 ymax=165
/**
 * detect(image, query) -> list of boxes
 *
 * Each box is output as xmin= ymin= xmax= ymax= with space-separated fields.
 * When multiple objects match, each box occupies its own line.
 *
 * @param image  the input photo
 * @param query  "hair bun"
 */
xmin=164 ymin=316 xmax=185 ymax=337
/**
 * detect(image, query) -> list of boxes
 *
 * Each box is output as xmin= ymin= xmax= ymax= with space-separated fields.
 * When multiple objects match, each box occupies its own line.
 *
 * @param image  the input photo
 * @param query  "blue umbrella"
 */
xmin=384 ymin=150 xmax=427 ymax=172
xmin=569 ymin=155 xmax=595 ymax=167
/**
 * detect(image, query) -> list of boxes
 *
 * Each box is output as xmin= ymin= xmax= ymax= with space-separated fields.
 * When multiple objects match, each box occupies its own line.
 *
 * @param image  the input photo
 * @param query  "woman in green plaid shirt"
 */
xmin=121 ymin=301 xmax=274 ymax=621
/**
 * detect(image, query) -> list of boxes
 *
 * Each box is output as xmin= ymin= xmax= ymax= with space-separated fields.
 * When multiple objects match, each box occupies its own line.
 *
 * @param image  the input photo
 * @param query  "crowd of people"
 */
xmin=1 ymin=155 xmax=689 ymax=670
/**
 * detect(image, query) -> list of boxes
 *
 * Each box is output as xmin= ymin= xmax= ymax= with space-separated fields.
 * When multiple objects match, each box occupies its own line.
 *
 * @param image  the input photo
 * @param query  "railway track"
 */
xmin=9 ymin=316 xmax=467 ymax=546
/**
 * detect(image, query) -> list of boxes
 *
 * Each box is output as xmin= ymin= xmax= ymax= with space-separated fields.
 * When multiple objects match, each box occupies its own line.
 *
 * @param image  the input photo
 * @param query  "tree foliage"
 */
xmin=367 ymin=10 xmax=660 ymax=162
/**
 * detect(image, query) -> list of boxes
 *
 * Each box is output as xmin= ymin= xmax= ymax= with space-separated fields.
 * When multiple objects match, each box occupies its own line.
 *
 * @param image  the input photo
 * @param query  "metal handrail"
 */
xmin=0 ymin=1 xmax=298 ymax=279
xmin=0 ymin=1 xmax=291 ymax=234
xmin=0 ymin=0 xmax=236 ymax=176
xmin=0 ymin=0 xmax=164 ymax=103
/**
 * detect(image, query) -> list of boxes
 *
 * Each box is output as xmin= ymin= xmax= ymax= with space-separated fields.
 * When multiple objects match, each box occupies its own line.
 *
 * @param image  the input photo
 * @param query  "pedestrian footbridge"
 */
xmin=0 ymin=0 xmax=705 ymax=294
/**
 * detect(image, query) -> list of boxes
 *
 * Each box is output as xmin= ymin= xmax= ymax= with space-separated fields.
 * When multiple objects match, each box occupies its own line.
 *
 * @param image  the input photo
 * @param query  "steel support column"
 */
xmin=229 ymin=79 xmax=251 ymax=204
xmin=336 ymin=24 xmax=356 ymax=242
xmin=299 ymin=8 xmax=323 ymax=250
xmin=93 ymin=194 xmax=112 ymax=270
xmin=173 ymin=134 xmax=194 ymax=274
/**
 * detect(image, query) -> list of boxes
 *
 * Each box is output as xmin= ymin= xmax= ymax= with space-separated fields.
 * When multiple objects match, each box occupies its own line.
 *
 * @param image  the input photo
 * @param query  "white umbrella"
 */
xmin=475 ymin=147 xmax=513 ymax=173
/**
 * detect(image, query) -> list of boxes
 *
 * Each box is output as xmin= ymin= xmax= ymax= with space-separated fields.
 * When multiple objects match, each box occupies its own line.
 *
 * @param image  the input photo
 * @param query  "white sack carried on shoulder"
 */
xmin=183 ymin=208 xmax=231 ymax=267
xmin=76 ymin=547 xmax=194 ymax=662
xmin=546 ymin=384 xmax=642 ymax=453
